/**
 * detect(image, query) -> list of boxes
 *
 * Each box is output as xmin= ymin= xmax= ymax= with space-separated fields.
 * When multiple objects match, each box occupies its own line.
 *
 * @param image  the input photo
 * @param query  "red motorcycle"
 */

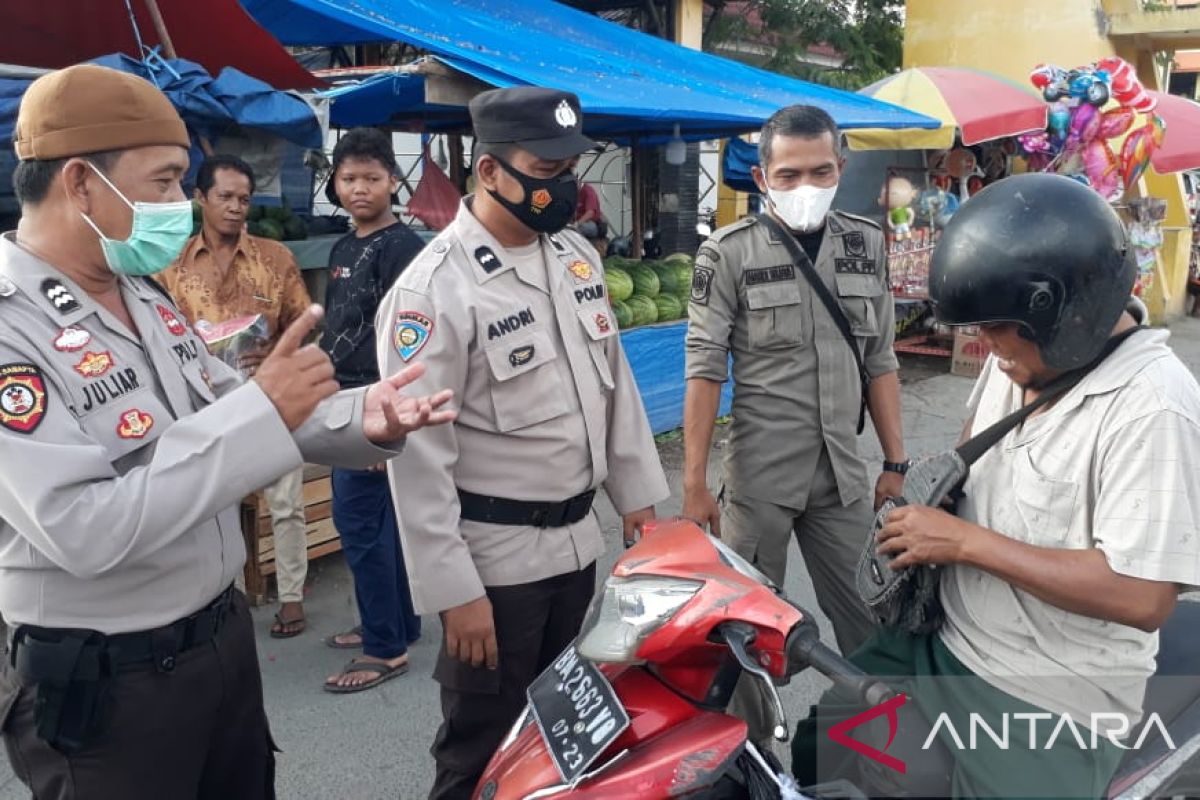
xmin=473 ymin=518 xmax=1200 ymax=799
xmin=471 ymin=518 xmax=892 ymax=799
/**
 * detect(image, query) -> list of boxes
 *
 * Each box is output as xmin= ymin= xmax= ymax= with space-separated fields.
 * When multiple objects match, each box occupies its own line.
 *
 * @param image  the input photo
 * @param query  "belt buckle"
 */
xmin=566 ymin=490 xmax=594 ymax=523
xmin=530 ymin=506 xmax=552 ymax=528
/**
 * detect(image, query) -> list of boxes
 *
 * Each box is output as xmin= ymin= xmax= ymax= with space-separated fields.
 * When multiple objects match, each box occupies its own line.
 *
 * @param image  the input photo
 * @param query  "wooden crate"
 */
xmin=241 ymin=465 xmax=340 ymax=606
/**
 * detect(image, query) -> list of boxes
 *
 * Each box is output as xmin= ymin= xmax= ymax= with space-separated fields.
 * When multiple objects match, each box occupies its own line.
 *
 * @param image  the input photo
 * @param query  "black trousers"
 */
xmin=0 ymin=591 xmax=276 ymax=800
xmin=428 ymin=563 xmax=597 ymax=800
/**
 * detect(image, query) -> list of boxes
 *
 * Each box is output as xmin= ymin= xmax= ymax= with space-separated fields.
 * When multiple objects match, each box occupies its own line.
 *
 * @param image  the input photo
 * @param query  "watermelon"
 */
xmin=611 ymin=299 xmax=633 ymax=330
xmin=631 ymin=265 xmax=661 ymax=298
xmin=654 ymin=262 xmax=688 ymax=295
xmin=654 ymin=294 xmax=683 ymax=321
xmin=283 ymin=216 xmax=309 ymax=241
xmin=247 ymin=205 xmax=266 ymax=222
xmin=664 ymin=252 xmax=694 ymax=267
xmin=670 ymin=263 xmax=694 ymax=298
xmin=626 ymin=294 xmax=659 ymax=326
xmin=256 ymin=219 xmax=285 ymax=241
xmin=604 ymin=267 xmax=635 ymax=303
xmin=604 ymin=256 xmax=636 ymax=271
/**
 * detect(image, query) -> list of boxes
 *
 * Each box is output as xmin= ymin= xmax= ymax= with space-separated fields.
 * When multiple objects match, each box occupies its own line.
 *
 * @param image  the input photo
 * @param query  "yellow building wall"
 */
xmin=904 ymin=0 xmax=1190 ymax=321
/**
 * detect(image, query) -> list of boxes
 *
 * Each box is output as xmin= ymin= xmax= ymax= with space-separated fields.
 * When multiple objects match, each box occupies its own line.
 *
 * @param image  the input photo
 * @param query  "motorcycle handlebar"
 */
xmin=789 ymin=633 xmax=895 ymax=708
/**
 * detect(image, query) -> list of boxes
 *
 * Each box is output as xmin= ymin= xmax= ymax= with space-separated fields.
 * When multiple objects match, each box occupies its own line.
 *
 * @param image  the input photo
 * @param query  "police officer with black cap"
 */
xmin=377 ymin=87 xmax=668 ymax=799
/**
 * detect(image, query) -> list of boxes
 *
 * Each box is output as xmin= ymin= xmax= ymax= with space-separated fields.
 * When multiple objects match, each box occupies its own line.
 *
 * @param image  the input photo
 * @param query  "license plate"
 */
xmin=527 ymin=644 xmax=630 ymax=783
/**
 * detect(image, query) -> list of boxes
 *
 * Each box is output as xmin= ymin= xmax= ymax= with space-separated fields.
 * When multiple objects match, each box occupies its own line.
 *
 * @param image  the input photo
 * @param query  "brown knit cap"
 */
xmin=14 ymin=64 xmax=189 ymax=161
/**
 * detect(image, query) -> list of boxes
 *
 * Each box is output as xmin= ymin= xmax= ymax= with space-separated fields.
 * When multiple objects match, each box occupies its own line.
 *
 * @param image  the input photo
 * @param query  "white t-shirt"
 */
xmin=938 ymin=319 xmax=1200 ymax=727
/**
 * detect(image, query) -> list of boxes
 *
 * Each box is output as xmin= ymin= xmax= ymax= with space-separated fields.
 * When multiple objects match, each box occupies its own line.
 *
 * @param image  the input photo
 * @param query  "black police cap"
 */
xmin=469 ymin=87 xmax=598 ymax=161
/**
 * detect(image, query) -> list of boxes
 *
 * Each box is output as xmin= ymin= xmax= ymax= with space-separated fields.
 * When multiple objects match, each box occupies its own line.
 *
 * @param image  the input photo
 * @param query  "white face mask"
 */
xmin=767 ymin=183 xmax=838 ymax=232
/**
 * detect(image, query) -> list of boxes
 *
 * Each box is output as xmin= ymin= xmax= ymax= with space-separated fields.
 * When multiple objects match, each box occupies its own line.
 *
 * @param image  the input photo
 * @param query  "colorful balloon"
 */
xmin=1084 ymin=139 xmax=1122 ymax=201
xmin=1120 ymin=115 xmax=1166 ymax=189
xmin=1097 ymin=107 xmax=1135 ymax=139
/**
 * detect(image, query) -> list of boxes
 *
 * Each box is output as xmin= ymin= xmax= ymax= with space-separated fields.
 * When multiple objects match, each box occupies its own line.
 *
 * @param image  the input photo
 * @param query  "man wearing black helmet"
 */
xmin=792 ymin=173 xmax=1200 ymax=798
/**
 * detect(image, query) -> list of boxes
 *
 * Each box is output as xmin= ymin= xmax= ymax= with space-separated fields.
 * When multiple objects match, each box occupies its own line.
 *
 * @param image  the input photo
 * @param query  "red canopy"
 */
xmin=1 ymin=0 xmax=320 ymax=90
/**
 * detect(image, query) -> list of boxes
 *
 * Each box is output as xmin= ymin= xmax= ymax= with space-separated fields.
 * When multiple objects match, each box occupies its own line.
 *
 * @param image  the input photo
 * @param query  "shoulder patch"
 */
xmin=691 ymin=266 xmax=715 ymax=305
xmin=41 ymin=279 xmax=80 ymax=314
xmin=831 ymin=210 xmax=882 ymax=231
xmin=0 ymin=363 xmax=48 ymax=434
xmin=696 ymin=242 xmax=721 ymax=265
xmin=393 ymin=310 xmax=434 ymax=362
xmin=709 ymin=216 xmax=758 ymax=243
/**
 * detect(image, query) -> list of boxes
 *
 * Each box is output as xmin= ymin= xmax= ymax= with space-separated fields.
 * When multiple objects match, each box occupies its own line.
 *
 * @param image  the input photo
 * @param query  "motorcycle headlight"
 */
xmin=576 ymin=576 xmax=701 ymax=663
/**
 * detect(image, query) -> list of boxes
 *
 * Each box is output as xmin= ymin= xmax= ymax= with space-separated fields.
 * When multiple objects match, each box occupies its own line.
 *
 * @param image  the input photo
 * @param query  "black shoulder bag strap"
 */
xmin=756 ymin=213 xmax=870 ymax=434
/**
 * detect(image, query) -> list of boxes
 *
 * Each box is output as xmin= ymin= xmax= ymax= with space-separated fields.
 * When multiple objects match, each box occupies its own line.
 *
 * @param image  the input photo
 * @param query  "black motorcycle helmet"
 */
xmin=929 ymin=172 xmax=1136 ymax=370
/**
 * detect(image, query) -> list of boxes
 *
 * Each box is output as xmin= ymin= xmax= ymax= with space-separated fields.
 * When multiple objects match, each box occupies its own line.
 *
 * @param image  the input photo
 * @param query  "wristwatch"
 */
xmin=882 ymin=460 xmax=911 ymax=475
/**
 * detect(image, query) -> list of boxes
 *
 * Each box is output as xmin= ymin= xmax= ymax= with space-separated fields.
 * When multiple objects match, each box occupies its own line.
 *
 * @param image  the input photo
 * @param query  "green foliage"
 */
xmin=702 ymin=0 xmax=905 ymax=91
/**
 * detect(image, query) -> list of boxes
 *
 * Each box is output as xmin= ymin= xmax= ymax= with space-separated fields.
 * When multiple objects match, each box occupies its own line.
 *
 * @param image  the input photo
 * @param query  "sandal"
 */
xmin=322 ymin=658 xmax=408 ymax=694
xmin=269 ymin=611 xmax=307 ymax=639
xmin=323 ymin=625 xmax=363 ymax=649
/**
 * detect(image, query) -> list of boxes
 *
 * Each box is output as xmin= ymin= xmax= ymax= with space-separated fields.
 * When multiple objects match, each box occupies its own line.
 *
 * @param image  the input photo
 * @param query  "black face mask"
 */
xmin=488 ymin=157 xmax=578 ymax=234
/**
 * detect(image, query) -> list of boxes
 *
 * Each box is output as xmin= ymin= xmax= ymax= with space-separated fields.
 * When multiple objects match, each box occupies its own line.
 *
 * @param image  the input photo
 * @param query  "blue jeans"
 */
xmin=331 ymin=468 xmax=421 ymax=659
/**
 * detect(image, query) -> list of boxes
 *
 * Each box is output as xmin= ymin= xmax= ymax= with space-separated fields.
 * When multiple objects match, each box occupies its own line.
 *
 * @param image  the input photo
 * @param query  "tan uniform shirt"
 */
xmin=377 ymin=199 xmax=669 ymax=615
xmin=0 ymin=235 xmax=394 ymax=633
xmin=685 ymin=211 xmax=897 ymax=508
xmin=941 ymin=314 xmax=1200 ymax=727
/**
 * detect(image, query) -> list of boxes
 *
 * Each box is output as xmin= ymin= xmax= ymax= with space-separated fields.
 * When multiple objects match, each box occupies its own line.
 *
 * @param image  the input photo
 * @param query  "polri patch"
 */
xmin=691 ymin=266 xmax=715 ymax=305
xmin=474 ymin=246 xmax=502 ymax=274
xmin=0 ymin=363 xmax=47 ymax=435
xmin=116 ymin=409 xmax=154 ymax=440
xmin=393 ymin=311 xmax=434 ymax=362
xmin=41 ymin=279 xmax=80 ymax=314
xmin=842 ymin=231 xmax=868 ymax=258
xmin=834 ymin=258 xmax=877 ymax=276
xmin=74 ymin=350 xmax=114 ymax=379
xmin=826 ymin=216 xmax=845 ymax=234
xmin=156 ymin=305 xmax=187 ymax=336
xmin=508 ymin=345 xmax=535 ymax=367
xmin=53 ymin=326 xmax=92 ymax=352
xmin=744 ymin=265 xmax=796 ymax=287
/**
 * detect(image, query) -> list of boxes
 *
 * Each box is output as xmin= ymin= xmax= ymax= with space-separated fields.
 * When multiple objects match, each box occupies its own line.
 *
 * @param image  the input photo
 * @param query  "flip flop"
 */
xmin=269 ymin=611 xmax=307 ymax=639
xmin=322 ymin=658 xmax=409 ymax=694
xmin=323 ymin=625 xmax=363 ymax=649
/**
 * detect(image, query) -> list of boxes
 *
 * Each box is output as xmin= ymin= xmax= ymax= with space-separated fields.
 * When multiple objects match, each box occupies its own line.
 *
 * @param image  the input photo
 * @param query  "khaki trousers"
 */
xmin=261 ymin=467 xmax=307 ymax=603
xmin=722 ymin=450 xmax=878 ymax=744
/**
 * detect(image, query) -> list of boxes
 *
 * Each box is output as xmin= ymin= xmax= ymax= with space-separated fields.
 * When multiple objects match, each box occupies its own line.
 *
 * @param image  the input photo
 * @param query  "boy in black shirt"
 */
xmin=321 ymin=128 xmax=426 ymax=693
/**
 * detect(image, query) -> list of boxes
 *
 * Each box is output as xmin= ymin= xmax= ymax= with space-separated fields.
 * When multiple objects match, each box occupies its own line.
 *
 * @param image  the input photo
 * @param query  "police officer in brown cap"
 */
xmin=377 ymin=87 xmax=668 ymax=799
xmin=0 ymin=64 xmax=455 ymax=799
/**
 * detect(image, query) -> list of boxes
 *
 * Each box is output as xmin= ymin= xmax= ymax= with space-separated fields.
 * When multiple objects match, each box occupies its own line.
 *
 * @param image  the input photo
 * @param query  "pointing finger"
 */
xmin=274 ymin=305 xmax=324 ymax=357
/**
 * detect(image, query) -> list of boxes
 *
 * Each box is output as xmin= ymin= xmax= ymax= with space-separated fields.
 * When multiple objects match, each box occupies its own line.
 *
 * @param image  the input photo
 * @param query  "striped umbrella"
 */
xmin=847 ymin=67 xmax=1049 ymax=151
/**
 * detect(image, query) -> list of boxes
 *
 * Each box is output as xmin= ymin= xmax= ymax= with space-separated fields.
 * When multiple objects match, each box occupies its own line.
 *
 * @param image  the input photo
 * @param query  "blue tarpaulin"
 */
xmin=620 ymin=321 xmax=732 ymax=434
xmin=321 ymin=70 xmax=468 ymax=129
xmin=241 ymin=0 xmax=938 ymax=141
xmin=721 ymin=137 xmax=761 ymax=194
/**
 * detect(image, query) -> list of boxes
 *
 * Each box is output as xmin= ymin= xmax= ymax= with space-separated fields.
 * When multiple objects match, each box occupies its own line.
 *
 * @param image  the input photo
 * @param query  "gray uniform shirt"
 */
xmin=0 ymin=235 xmax=395 ymax=633
xmin=377 ymin=199 xmax=669 ymax=615
xmin=685 ymin=211 xmax=898 ymax=508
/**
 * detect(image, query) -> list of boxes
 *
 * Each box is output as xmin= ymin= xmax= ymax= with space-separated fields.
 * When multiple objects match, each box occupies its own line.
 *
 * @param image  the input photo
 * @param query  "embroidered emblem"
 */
xmin=843 ymin=231 xmax=868 ymax=258
xmin=554 ymin=99 xmax=578 ymax=129
xmin=53 ymin=327 xmax=92 ymax=352
xmin=393 ymin=311 xmax=434 ymax=362
xmin=508 ymin=345 xmax=535 ymax=368
xmin=116 ymin=409 xmax=154 ymax=439
xmin=41 ymin=279 xmax=80 ymax=314
xmin=691 ymin=266 xmax=715 ymax=305
xmin=568 ymin=260 xmax=593 ymax=283
xmin=530 ymin=189 xmax=552 ymax=212
xmin=474 ymin=246 xmax=502 ymax=274
xmin=595 ymin=312 xmax=611 ymax=334
xmin=74 ymin=351 xmax=114 ymax=378
xmin=834 ymin=258 xmax=877 ymax=276
xmin=156 ymin=305 xmax=187 ymax=336
xmin=0 ymin=363 xmax=47 ymax=434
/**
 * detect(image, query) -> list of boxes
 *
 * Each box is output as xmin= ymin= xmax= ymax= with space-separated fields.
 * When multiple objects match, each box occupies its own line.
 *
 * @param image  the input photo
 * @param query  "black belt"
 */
xmin=8 ymin=584 xmax=236 ymax=674
xmin=457 ymin=488 xmax=596 ymax=528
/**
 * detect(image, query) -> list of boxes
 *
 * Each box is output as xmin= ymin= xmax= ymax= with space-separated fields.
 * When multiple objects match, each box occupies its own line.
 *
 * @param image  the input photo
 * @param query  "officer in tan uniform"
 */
xmin=683 ymin=105 xmax=908 ymax=659
xmin=0 ymin=65 xmax=454 ymax=800
xmin=377 ymin=87 xmax=668 ymax=800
